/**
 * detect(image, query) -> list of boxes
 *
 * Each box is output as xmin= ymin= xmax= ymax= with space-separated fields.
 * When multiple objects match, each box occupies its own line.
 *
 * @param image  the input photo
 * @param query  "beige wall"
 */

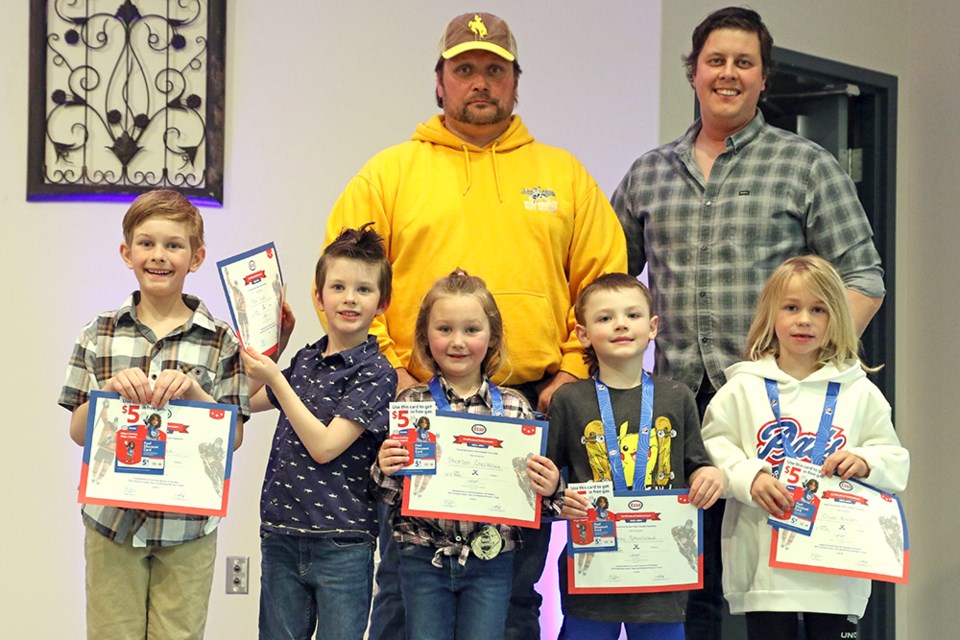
xmin=1 ymin=1 xmax=955 ymax=638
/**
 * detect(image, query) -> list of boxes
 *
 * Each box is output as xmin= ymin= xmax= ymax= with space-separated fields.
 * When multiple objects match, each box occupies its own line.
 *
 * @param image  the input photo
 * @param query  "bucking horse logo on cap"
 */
xmin=468 ymin=14 xmax=488 ymax=39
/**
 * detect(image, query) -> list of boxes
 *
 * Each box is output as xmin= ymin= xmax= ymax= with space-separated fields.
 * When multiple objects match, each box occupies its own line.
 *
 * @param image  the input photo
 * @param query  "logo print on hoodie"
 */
xmin=521 ymin=186 xmax=558 ymax=212
xmin=755 ymin=418 xmax=847 ymax=467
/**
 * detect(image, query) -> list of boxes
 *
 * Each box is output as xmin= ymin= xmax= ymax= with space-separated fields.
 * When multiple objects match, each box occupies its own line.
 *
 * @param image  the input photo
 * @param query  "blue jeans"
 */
xmin=504 ymin=381 xmax=551 ymax=638
xmin=259 ymin=531 xmax=374 ymax=640
xmin=397 ymin=544 xmax=514 ymax=640
xmin=505 ymin=522 xmax=552 ymax=639
xmin=561 ymin=616 xmax=685 ymax=640
xmin=369 ymin=502 xmax=405 ymax=640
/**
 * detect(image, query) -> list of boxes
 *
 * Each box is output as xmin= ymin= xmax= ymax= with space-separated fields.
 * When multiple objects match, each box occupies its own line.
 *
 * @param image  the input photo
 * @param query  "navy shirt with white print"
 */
xmin=261 ymin=335 xmax=397 ymax=540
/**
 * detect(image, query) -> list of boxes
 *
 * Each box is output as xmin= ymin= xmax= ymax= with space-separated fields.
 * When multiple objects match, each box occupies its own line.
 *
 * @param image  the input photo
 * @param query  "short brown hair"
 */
xmin=412 ymin=269 xmax=506 ymax=379
xmin=315 ymin=223 xmax=392 ymax=306
xmin=574 ymin=273 xmax=654 ymax=378
xmin=122 ymin=189 xmax=204 ymax=250
xmin=682 ymin=6 xmax=774 ymax=85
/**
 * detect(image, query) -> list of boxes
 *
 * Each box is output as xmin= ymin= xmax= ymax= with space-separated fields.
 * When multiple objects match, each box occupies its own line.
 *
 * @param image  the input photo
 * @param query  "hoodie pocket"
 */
xmin=490 ymin=291 xmax=562 ymax=382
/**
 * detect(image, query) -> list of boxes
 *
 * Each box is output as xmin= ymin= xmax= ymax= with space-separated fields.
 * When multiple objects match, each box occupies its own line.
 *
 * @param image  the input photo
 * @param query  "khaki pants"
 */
xmin=84 ymin=527 xmax=217 ymax=640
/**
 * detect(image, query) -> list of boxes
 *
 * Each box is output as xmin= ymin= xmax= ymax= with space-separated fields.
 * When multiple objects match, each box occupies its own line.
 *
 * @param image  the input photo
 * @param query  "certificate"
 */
xmin=400 ymin=410 xmax=547 ymax=528
xmin=567 ymin=486 xmax=702 ymax=594
xmin=770 ymin=474 xmax=909 ymax=584
xmin=78 ymin=391 xmax=238 ymax=517
xmin=217 ymin=242 xmax=284 ymax=356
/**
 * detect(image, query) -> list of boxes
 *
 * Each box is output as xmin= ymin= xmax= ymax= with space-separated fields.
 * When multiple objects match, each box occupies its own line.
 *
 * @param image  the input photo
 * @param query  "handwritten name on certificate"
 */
xmin=400 ymin=410 xmax=547 ymax=528
xmin=770 ymin=476 xmax=909 ymax=584
xmin=568 ymin=489 xmax=702 ymax=594
xmin=78 ymin=391 xmax=239 ymax=517
xmin=218 ymin=242 xmax=284 ymax=356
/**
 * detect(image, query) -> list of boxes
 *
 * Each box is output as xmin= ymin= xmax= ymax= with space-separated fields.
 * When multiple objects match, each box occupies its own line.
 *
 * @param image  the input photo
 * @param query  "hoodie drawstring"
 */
xmin=460 ymin=142 xmax=504 ymax=203
xmin=490 ymin=141 xmax=503 ymax=203
xmin=460 ymin=145 xmax=473 ymax=196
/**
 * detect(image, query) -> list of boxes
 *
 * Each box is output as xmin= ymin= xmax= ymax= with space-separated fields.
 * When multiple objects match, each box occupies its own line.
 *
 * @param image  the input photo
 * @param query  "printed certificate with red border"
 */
xmin=770 ymin=476 xmax=909 ymax=584
xmin=568 ymin=488 xmax=702 ymax=594
xmin=399 ymin=410 xmax=547 ymax=528
xmin=78 ymin=391 xmax=238 ymax=517
xmin=217 ymin=242 xmax=284 ymax=357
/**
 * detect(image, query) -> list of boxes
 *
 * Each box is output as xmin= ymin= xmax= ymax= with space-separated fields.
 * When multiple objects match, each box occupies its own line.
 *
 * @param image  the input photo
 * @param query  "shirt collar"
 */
xmin=677 ymin=108 xmax=766 ymax=157
xmin=725 ymin=109 xmax=765 ymax=152
xmin=116 ymin=292 xmax=216 ymax=334
xmin=434 ymin=374 xmax=495 ymax=409
xmin=312 ymin=334 xmax=379 ymax=367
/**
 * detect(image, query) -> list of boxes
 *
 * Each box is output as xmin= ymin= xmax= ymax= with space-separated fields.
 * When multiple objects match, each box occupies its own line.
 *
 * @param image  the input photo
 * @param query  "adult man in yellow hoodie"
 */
xmin=321 ymin=12 xmax=626 ymax=640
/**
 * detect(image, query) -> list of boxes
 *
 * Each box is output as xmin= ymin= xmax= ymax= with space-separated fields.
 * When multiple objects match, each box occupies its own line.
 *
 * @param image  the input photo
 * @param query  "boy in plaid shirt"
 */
xmin=59 ymin=189 xmax=249 ymax=640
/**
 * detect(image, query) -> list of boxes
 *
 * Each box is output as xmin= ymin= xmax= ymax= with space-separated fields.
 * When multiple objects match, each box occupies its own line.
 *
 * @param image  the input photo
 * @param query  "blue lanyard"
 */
xmin=763 ymin=378 xmax=840 ymax=465
xmin=428 ymin=377 xmax=504 ymax=417
xmin=594 ymin=371 xmax=654 ymax=491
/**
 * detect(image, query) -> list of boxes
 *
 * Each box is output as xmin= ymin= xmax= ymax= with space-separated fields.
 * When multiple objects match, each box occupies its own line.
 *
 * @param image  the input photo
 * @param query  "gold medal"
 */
xmin=470 ymin=525 xmax=503 ymax=560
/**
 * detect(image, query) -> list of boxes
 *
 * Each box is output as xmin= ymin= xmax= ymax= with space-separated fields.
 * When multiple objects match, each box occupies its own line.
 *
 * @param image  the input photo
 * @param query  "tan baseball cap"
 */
xmin=438 ymin=12 xmax=517 ymax=62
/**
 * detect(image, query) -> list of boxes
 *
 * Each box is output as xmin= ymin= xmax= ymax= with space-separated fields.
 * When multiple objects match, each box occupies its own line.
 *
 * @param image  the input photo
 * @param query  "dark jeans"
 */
xmin=504 ymin=522 xmax=552 ymax=639
xmin=504 ymin=381 xmax=553 ymax=639
xmin=561 ymin=617 xmax=685 ymax=640
xmin=685 ymin=498 xmax=726 ymax=640
xmin=398 ymin=545 xmax=514 ymax=640
xmin=369 ymin=502 xmax=405 ymax=640
xmin=685 ymin=384 xmax=724 ymax=640
xmin=259 ymin=532 xmax=374 ymax=640
xmin=745 ymin=612 xmax=858 ymax=640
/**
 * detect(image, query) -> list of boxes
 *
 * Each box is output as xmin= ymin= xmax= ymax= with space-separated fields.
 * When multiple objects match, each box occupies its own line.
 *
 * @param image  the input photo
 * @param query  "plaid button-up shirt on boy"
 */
xmin=59 ymin=293 xmax=248 ymax=547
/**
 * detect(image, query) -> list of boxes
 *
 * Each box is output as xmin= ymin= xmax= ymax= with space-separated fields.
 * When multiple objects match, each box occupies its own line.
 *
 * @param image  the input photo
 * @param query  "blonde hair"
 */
xmin=411 ymin=269 xmax=506 ymax=379
xmin=122 ymin=189 xmax=204 ymax=251
xmin=745 ymin=255 xmax=877 ymax=371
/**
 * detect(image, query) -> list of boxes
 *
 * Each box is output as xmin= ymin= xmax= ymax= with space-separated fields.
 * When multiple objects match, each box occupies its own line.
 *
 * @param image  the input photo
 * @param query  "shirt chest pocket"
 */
xmin=178 ymin=362 xmax=216 ymax=395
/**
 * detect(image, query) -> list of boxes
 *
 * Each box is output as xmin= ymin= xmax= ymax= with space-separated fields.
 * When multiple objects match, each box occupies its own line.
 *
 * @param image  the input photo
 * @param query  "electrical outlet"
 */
xmin=226 ymin=555 xmax=249 ymax=594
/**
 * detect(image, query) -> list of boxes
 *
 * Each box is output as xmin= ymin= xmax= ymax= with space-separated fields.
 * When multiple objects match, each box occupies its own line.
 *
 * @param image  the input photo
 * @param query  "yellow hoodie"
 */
xmin=322 ymin=115 xmax=627 ymax=386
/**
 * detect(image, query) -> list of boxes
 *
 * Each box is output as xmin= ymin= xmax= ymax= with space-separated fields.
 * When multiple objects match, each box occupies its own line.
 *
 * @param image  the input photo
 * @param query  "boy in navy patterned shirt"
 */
xmin=241 ymin=223 xmax=397 ymax=639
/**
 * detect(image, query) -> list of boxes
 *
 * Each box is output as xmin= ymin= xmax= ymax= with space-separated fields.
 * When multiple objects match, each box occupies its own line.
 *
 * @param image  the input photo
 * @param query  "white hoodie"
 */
xmin=701 ymin=355 xmax=909 ymax=617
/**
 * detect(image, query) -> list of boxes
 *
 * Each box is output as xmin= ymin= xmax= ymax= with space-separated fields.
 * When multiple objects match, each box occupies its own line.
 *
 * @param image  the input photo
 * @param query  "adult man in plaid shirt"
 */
xmin=611 ymin=8 xmax=884 ymax=640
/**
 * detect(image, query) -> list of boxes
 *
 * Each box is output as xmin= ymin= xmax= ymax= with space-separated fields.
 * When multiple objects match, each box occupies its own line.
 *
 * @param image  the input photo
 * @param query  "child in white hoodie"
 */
xmin=701 ymin=255 xmax=909 ymax=640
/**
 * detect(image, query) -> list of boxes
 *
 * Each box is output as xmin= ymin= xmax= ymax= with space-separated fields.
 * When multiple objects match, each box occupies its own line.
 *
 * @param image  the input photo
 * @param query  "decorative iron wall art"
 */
xmin=27 ymin=0 xmax=226 ymax=205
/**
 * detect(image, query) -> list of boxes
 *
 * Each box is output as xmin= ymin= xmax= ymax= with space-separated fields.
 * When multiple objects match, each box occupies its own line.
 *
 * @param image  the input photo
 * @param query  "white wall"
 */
xmin=3 ymin=1 xmax=955 ymax=638
xmin=0 ymin=2 xmax=659 ymax=638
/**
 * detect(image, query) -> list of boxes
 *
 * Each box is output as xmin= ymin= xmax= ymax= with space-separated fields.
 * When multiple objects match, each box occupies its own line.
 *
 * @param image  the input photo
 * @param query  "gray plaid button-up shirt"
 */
xmin=612 ymin=111 xmax=883 ymax=393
